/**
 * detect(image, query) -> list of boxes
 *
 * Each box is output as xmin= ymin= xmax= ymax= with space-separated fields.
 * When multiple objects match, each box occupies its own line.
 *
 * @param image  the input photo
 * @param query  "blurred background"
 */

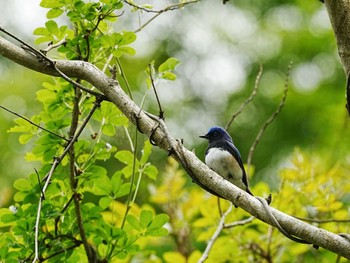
xmin=0 ymin=0 xmax=349 ymax=204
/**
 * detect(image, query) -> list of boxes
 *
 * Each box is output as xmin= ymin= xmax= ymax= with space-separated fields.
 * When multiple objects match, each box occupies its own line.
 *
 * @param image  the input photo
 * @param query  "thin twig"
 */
xmin=69 ymin=84 xmax=94 ymax=262
xmin=40 ymin=241 xmax=83 ymax=261
xmin=247 ymin=62 xmax=292 ymax=170
xmin=132 ymin=0 xmax=199 ymax=33
xmin=120 ymin=127 xmax=139 ymax=230
xmin=148 ymin=63 xmax=164 ymax=119
xmin=224 ymin=216 xmax=254 ymax=228
xmin=110 ymin=126 xmax=139 ymax=259
xmin=32 ymin=158 xmax=60 ymax=263
xmin=116 ymin=57 xmax=133 ymax=100
xmin=53 ymin=64 xmax=108 ymax=99
xmin=32 ymin=99 xmax=102 ymax=262
xmin=225 ymin=64 xmax=263 ymax=130
xmin=124 ymin=0 xmax=199 ymax=14
xmin=0 ymin=27 xmax=107 ymax=100
xmin=198 ymin=204 xmax=233 ymax=263
xmin=40 ymin=36 xmax=68 ymax=54
xmin=266 ymin=225 xmax=273 ymax=261
xmin=34 ymin=169 xmax=45 ymax=199
xmin=55 ymin=194 xmax=75 ymax=236
xmin=0 ymin=105 xmax=68 ymax=141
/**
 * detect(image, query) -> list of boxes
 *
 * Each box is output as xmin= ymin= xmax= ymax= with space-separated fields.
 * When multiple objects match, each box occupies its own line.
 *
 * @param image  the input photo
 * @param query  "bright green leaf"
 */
xmin=143 ymin=165 xmax=158 ymax=180
xmin=140 ymin=209 xmax=153 ymax=229
xmin=148 ymin=213 xmax=169 ymax=230
xmin=111 ymin=172 xmax=123 ymax=193
xmin=13 ymin=179 xmax=31 ymax=191
xmin=115 ymin=150 xmax=136 ymax=166
xmin=126 ymin=214 xmax=141 ymax=231
xmin=34 ymin=36 xmax=54 ymax=45
xmin=46 ymin=8 xmax=64 ymax=19
xmin=45 ymin=20 xmax=59 ymax=35
xmin=117 ymin=46 xmax=136 ymax=56
xmin=120 ymin=31 xmax=136 ymax=45
xmin=158 ymin=57 xmax=180 ymax=73
xmin=160 ymin=71 xmax=177 ymax=81
xmin=40 ymin=0 xmax=65 ymax=8
xmin=146 ymin=227 xmax=168 ymax=236
xmin=19 ymin=133 xmax=35 ymax=144
xmin=33 ymin=27 xmax=49 ymax=36
xmin=115 ymin=182 xmax=132 ymax=198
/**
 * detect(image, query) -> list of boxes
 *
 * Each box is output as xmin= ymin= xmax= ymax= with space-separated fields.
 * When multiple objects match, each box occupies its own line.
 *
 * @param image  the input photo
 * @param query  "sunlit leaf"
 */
xmin=158 ymin=57 xmax=180 ymax=73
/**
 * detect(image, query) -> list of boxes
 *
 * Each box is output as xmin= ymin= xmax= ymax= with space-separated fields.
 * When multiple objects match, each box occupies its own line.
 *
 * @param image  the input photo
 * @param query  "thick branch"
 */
xmin=1 ymin=36 xmax=350 ymax=258
xmin=324 ymin=0 xmax=350 ymax=74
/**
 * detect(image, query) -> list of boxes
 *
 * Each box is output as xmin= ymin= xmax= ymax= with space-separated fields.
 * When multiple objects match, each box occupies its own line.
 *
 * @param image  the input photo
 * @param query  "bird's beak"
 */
xmin=199 ymin=134 xmax=208 ymax=139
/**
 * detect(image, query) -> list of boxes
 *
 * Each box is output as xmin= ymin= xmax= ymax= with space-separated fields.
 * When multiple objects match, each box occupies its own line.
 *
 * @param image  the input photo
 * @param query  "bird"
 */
xmin=200 ymin=126 xmax=253 ymax=197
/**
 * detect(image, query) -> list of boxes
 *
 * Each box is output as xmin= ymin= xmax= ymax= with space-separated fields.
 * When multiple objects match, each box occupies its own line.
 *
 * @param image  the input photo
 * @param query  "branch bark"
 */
xmin=324 ymin=0 xmax=350 ymax=74
xmin=1 ymin=36 xmax=350 ymax=258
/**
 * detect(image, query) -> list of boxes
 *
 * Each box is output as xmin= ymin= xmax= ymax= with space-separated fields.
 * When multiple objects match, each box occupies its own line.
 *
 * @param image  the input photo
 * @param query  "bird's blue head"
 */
xmin=199 ymin=126 xmax=233 ymax=143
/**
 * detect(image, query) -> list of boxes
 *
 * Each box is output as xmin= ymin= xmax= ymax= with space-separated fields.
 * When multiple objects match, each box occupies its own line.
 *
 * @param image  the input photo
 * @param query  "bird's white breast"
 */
xmin=205 ymin=148 xmax=245 ymax=190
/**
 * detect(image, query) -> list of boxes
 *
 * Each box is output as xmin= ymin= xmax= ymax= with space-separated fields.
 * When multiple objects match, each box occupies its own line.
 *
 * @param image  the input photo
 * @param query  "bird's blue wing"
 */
xmin=225 ymin=141 xmax=251 ymax=191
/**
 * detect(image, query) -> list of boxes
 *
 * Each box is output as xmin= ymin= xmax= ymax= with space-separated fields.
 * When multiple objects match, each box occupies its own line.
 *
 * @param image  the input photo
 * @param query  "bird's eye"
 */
xmin=213 ymin=131 xmax=218 ymax=136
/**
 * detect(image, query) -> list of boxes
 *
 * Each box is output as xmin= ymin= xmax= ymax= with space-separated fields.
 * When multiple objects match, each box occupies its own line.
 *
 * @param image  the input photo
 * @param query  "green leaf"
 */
xmin=86 ymin=165 xmax=108 ymax=180
xmin=120 ymin=31 xmax=136 ymax=45
xmin=126 ymin=214 xmax=141 ymax=230
xmin=45 ymin=20 xmax=59 ymax=35
xmin=143 ymin=165 xmax=158 ymax=180
xmin=148 ymin=213 xmax=169 ymax=230
xmin=8 ymin=118 xmax=37 ymax=134
xmin=158 ymin=57 xmax=180 ymax=73
xmin=111 ymin=172 xmax=123 ymax=194
xmin=115 ymin=182 xmax=132 ymax=198
xmin=99 ymin=196 xmax=112 ymax=209
xmin=36 ymin=89 xmax=56 ymax=103
xmin=115 ymin=150 xmax=136 ymax=166
xmin=13 ymin=179 xmax=31 ymax=191
xmin=35 ymin=36 xmax=54 ymax=45
xmin=146 ymin=227 xmax=168 ymax=236
xmin=33 ymin=27 xmax=50 ymax=36
xmin=117 ymin=46 xmax=136 ymax=56
xmin=46 ymin=8 xmax=64 ymax=18
xmin=74 ymin=1 xmax=85 ymax=11
xmin=40 ymin=0 xmax=65 ymax=8
xmin=160 ymin=71 xmax=177 ymax=81
xmin=140 ymin=210 xmax=153 ymax=229
xmin=94 ymin=173 xmax=112 ymax=195
xmin=102 ymin=123 xmax=116 ymax=136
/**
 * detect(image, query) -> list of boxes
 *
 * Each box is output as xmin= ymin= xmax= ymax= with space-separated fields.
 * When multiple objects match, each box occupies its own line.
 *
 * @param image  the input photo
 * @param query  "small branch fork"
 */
xmin=225 ymin=64 xmax=263 ymax=131
xmin=198 ymin=204 xmax=233 ymax=263
xmin=0 ymin=105 xmax=68 ymax=142
xmin=247 ymin=62 xmax=292 ymax=170
xmin=123 ymin=0 xmax=200 ymax=33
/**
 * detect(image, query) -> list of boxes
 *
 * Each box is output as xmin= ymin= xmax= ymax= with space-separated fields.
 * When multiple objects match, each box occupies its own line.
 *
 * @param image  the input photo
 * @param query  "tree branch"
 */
xmin=324 ymin=0 xmax=350 ymax=74
xmin=198 ymin=204 xmax=233 ymax=263
xmin=1 ymin=35 xmax=350 ymax=259
xmin=324 ymin=0 xmax=350 ymax=115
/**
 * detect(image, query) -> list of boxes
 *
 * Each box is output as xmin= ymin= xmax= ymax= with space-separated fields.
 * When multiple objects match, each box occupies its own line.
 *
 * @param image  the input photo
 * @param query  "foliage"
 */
xmin=1 ymin=0 xmax=350 ymax=262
